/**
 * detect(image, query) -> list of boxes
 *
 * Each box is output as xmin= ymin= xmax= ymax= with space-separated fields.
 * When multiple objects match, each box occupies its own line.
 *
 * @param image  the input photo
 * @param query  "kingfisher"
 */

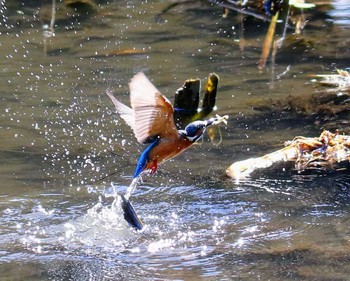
xmin=107 ymin=72 xmax=228 ymax=180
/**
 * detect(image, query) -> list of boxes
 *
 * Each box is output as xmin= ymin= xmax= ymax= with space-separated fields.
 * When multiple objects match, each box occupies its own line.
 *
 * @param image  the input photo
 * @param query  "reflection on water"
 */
xmin=330 ymin=0 xmax=350 ymax=26
xmin=1 ymin=0 xmax=350 ymax=280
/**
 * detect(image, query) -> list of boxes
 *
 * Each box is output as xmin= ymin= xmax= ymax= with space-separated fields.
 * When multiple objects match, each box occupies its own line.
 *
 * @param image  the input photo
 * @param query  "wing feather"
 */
xmin=129 ymin=72 xmax=178 ymax=144
xmin=107 ymin=89 xmax=135 ymax=129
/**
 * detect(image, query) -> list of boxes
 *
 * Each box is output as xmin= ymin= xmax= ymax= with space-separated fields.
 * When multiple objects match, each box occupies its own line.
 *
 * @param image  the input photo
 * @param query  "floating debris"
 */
xmin=311 ymin=69 xmax=350 ymax=92
xmin=80 ymin=49 xmax=147 ymax=58
xmin=226 ymin=130 xmax=350 ymax=180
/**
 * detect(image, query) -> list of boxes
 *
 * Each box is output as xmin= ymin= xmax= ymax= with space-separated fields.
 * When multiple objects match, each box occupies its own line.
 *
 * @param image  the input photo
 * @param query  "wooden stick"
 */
xmin=258 ymin=11 xmax=279 ymax=70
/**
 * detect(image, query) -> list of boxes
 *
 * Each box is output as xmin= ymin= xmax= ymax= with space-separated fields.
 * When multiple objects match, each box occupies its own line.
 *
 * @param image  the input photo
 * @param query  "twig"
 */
xmin=43 ymin=0 xmax=56 ymax=55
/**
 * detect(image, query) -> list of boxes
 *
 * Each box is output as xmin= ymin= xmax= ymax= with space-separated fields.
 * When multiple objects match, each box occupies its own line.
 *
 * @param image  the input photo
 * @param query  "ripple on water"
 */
xmin=0 ymin=186 xmax=137 ymax=260
xmin=329 ymin=0 xmax=350 ymax=26
xmin=2 ymin=174 xmax=350 ymax=280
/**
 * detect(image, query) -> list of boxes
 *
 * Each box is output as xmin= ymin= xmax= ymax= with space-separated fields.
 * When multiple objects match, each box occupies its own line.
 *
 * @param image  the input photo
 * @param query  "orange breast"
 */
xmin=146 ymin=136 xmax=193 ymax=168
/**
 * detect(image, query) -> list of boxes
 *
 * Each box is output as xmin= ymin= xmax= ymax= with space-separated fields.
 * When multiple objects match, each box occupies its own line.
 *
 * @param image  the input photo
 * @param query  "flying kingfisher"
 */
xmin=107 ymin=72 xmax=228 ymax=180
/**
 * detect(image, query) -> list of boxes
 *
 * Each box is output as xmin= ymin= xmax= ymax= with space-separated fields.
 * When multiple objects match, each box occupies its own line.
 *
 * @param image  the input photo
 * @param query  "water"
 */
xmin=330 ymin=0 xmax=350 ymax=26
xmin=1 ymin=0 xmax=350 ymax=280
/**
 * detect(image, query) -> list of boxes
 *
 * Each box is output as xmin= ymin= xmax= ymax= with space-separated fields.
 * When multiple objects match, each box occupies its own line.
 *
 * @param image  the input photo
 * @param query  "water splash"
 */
xmin=124 ymin=176 xmax=141 ymax=200
xmin=62 ymin=195 xmax=135 ymax=251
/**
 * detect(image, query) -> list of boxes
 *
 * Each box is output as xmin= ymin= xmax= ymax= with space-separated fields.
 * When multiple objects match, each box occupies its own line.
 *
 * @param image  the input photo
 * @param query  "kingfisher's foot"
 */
xmin=148 ymin=160 xmax=158 ymax=175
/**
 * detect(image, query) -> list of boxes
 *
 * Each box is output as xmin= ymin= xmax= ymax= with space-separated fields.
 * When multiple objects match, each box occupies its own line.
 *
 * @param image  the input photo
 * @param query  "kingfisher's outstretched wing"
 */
xmin=108 ymin=72 xmax=178 ymax=144
xmin=129 ymin=72 xmax=178 ymax=144
xmin=107 ymin=89 xmax=135 ymax=129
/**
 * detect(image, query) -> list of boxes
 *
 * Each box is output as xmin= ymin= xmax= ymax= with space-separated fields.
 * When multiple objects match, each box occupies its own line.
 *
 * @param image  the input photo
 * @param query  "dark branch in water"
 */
xmin=208 ymin=0 xmax=271 ymax=21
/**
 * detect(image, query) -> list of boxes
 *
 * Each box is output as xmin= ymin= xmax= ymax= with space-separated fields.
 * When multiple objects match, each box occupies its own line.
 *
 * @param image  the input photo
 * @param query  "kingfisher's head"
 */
xmin=179 ymin=119 xmax=215 ymax=143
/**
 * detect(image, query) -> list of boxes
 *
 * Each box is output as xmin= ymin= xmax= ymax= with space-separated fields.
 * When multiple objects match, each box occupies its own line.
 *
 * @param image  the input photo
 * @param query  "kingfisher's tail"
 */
xmin=120 ymin=193 xmax=143 ymax=230
xmin=119 ymin=176 xmax=143 ymax=230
